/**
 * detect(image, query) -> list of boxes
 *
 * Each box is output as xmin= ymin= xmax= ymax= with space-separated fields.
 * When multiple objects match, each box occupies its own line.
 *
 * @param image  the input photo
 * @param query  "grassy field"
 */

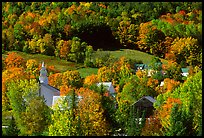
xmin=2 ymin=49 xmax=167 ymax=78
xmin=95 ymin=49 xmax=168 ymax=64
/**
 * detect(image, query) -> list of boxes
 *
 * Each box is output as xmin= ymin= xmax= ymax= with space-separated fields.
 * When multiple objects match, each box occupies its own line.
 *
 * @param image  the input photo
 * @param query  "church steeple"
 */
xmin=39 ymin=61 xmax=48 ymax=84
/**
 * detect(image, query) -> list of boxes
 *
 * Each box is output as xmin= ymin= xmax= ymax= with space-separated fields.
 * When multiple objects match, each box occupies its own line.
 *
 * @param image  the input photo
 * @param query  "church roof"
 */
xmin=40 ymin=83 xmax=60 ymax=92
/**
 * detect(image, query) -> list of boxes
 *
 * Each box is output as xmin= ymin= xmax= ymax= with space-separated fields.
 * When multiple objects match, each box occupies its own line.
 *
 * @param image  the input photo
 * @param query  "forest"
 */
xmin=2 ymin=2 xmax=202 ymax=136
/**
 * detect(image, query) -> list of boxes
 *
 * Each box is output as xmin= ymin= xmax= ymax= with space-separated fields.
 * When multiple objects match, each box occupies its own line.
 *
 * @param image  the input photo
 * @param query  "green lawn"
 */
xmin=95 ymin=49 xmax=168 ymax=64
xmin=78 ymin=67 xmax=98 ymax=78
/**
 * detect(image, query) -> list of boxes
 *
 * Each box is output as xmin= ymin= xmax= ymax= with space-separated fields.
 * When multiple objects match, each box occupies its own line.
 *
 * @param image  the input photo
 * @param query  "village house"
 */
xmin=131 ymin=96 xmax=157 ymax=125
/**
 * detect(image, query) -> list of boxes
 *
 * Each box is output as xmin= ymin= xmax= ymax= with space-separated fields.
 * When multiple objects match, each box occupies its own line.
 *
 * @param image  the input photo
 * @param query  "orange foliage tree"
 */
xmin=4 ymin=52 xmax=26 ymax=69
xmin=157 ymin=97 xmax=182 ymax=129
xmin=48 ymin=73 xmax=63 ymax=90
xmin=2 ymin=67 xmax=30 ymax=112
xmin=84 ymin=74 xmax=99 ymax=86
xmin=55 ymin=39 xmax=71 ymax=59
xmin=162 ymin=78 xmax=180 ymax=93
xmin=140 ymin=112 xmax=163 ymax=136
xmin=60 ymin=85 xmax=75 ymax=96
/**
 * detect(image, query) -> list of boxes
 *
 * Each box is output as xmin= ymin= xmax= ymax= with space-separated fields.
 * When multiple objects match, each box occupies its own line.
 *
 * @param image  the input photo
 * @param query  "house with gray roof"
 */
xmin=131 ymin=96 xmax=156 ymax=118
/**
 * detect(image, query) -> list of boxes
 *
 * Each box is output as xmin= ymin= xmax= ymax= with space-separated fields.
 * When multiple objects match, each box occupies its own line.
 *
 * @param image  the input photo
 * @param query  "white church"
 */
xmin=38 ymin=62 xmax=116 ymax=108
xmin=39 ymin=62 xmax=60 ymax=107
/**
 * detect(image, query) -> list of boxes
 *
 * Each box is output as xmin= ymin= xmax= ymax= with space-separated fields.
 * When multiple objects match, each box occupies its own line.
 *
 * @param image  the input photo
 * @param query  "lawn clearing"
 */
xmin=78 ymin=67 xmax=98 ymax=78
xmin=94 ymin=49 xmax=168 ymax=64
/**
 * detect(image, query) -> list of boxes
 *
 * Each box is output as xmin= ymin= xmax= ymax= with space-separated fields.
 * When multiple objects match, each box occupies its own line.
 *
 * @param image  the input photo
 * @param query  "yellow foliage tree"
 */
xmin=84 ymin=74 xmax=99 ymax=86
xmin=77 ymin=88 xmax=110 ymax=136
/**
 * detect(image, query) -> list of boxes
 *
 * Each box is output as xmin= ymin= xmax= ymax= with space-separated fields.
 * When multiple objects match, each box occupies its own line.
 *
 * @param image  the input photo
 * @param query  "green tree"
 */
xmin=6 ymin=79 xmax=40 ymax=135
xmin=127 ymin=106 xmax=146 ymax=136
xmin=68 ymin=37 xmax=87 ymax=63
xmin=84 ymin=45 xmax=94 ymax=67
xmin=21 ymin=96 xmax=51 ymax=136
xmin=48 ymin=91 xmax=79 ymax=136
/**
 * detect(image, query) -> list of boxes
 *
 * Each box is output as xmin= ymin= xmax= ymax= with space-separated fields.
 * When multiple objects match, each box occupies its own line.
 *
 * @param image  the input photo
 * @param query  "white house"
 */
xmin=39 ymin=62 xmax=60 ymax=107
xmin=97 ymin=82 xmax=116 ymax=97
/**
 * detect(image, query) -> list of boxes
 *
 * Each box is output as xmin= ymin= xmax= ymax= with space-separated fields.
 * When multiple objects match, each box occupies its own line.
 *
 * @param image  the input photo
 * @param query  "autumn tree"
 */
xmin=154 ymin=70 xmax=202 ymax=136
xmin=169 ymin=37 xmax=201 ymax=67
xmin=62 ymin=70 xmax=82 ymax=88
xmin=84 ymin=45 xmax=94 ymax=67
xmin=4 ymin=52 xmax=26 ymax=69
xmin=159 ymin=78 xmax=180 ymax=94
xmin=60 ymin=85 xmax=75 ymax=96
xmin=84 ymin=74 xmax=99 ymax=86
xmin=48 ymin=105 xmax=78 ymax=136
xmin=97 ymin=66 xmax=113 ymax=82
xmin=140 ymin=112 xmax=163 ymax=136
xmin=68 ymin=37 xmax=87 ymax=63
xmin=55 ymin=39 xmax=71 ymax=59
xmin=162 ymin=60 xmax=183 ymax=81
xmin=48 ymin=73 xmax=63 ymax=89
xmin=2 ymin=66 xmax=30 ymax=114
xmin=77 ymin=88 xmax=111 ymax=136
xmin=116 ymin=20 xmax=138 ymax=48
xmin=26 ymin=59 xmax=39 ymax=79
xmin=21 ymin=96 xmax=51 ymax=136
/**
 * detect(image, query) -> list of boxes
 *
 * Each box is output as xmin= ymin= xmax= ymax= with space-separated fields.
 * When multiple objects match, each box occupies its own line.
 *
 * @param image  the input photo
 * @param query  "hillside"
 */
xmin=2 ymin=49 xmax=166 ymax=77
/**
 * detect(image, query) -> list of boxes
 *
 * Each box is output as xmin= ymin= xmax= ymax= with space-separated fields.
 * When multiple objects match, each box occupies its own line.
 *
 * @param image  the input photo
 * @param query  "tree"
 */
xmin=48 ymin=101 xmax=78 ymax=136
xmin=26 ymin=59 xmax=39 ymax=79
xmin=62 ymin=70 xmax=82 ymax=88
xmin=60 ymin=85 xmax=75 ymax=96
xmin=140 ymin=111 xmax=163 ymax=136
xmin=21 ymin=96 xmax=51 ymax=136
xmin=84 ymin=74 xmax=99 ymax=86
xmin=162 ymin=60 xmax=183 ymax=81
xmin=68 ymin=37 xmax=87 ymax=63
xmin=169 ymin=37 xmax=201 ymax=67
xmin=48 ymin=73 xmax=63 ymax=89
xmin=77 ymin=88 xmax=110 ymax=136
xmin=154 ymin=70 xmax=202 ymax=136
xmin=162 ymin=103 xmax=193 ymax=136
xmin=4 ymin=52 xmax=26 ymax=69
xmin=84 ymin=45 xmax=94 ymax=67
xmin=6 ymin=79 xmax=40 ymax=135
xmin=127 ymin=106 xmax=146 ymax=136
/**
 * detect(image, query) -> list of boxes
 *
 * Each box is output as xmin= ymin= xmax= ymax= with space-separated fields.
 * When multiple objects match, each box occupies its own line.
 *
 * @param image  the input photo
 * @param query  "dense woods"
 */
xmin=2 ymin=2 xmax=202 ymax=136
